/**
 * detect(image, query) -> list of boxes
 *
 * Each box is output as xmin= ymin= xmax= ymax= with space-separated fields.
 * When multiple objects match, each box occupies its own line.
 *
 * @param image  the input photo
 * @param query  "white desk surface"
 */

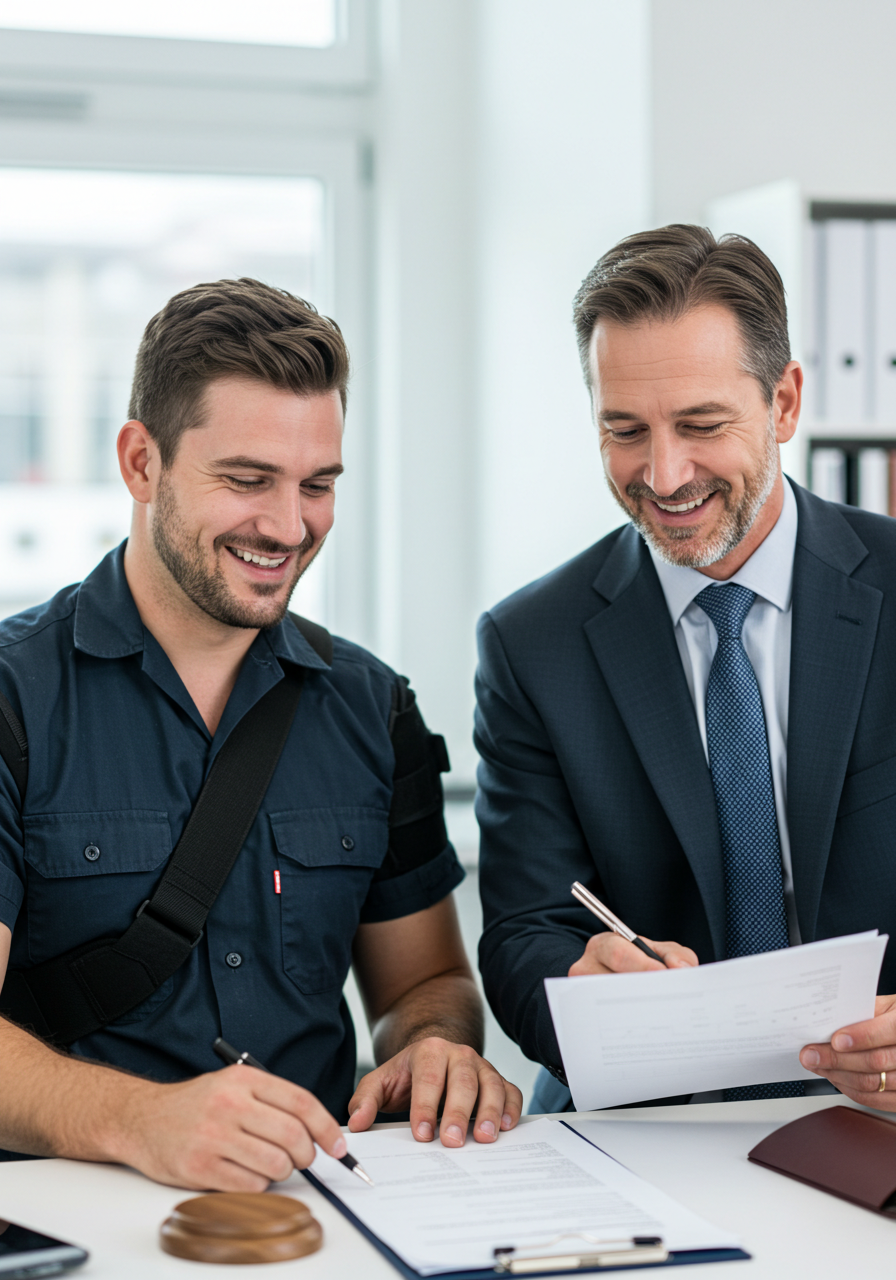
xmin=0 ymin=1094 xmax=891 ymax=1278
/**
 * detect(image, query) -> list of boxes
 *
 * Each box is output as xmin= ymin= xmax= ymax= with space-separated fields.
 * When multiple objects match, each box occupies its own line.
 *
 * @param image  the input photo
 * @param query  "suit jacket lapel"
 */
xmin=584 ymin=526 xmax=727 ymax=959
xmin=788 ymin=486 xmax=882 ymax=943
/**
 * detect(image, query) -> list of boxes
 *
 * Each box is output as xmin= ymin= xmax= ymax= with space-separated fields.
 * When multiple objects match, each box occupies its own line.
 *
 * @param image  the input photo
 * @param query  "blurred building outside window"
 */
xmin=0 ymin=168 xmax=330 ymax=623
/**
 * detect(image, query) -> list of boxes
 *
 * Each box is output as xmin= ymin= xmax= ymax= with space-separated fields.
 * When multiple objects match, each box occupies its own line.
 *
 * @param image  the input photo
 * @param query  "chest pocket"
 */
xmin=270 ymin=807 xmax=388 ymax=994
xmin=23 ymin=810 xmax=171 ymax=968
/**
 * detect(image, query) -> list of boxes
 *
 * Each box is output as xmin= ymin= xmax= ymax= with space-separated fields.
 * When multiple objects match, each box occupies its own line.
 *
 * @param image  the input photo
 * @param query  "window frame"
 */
xmin=0 ymin=0 xmax=371 ymax=89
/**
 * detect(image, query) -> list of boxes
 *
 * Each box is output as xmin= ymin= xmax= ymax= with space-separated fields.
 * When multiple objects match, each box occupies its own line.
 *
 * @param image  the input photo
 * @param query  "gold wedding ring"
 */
xmin=879 ymin=1071 xmax=887 ymax=1093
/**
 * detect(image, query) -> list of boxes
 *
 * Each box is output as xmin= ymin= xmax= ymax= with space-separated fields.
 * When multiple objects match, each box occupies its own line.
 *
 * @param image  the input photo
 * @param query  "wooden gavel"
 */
xmin=161 ymin=1192 xmax=323 ymax=1264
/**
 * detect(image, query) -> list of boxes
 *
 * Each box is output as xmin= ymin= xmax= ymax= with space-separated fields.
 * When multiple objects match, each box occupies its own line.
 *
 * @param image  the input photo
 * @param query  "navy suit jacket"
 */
xmin=475 ymin=483 xmax=896 ymax=1073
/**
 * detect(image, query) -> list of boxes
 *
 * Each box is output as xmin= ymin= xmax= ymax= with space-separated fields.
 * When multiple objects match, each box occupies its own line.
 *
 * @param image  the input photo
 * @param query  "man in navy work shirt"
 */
xmin=0 ymin=278 xmax=522 ymax=1189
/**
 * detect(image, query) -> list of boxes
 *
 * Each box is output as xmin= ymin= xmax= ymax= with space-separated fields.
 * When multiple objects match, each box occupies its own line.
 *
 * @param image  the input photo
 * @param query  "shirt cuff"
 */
xmin=0 ymin=861 xmax=23 ymax=932
xmin=360 ymin=843 xmax=465 ymax=923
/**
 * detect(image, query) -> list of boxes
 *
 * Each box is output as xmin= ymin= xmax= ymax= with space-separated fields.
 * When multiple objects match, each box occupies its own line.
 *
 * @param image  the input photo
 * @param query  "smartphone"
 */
xmin=0 ymin=1219 xmax=88 ymax=1277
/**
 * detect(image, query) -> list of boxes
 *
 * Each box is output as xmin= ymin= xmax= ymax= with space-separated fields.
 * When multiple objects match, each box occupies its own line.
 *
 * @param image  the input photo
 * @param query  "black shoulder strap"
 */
xmin=0 ymin=648 xmax=321 ymax=1044
xmin=0 ymin=691 xmax=27 ymax=806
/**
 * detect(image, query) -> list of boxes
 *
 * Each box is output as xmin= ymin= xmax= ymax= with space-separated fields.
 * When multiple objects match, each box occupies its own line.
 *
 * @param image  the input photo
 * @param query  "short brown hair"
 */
xmin=129 ymin=277 xmax=350 ymax=466
xmin=573 ymin=224 xmax=790 ymax=405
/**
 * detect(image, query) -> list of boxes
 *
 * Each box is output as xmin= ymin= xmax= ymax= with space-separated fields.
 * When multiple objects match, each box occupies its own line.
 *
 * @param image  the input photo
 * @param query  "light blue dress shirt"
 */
xmin=649 ymin=477 xmax=800 ymax=945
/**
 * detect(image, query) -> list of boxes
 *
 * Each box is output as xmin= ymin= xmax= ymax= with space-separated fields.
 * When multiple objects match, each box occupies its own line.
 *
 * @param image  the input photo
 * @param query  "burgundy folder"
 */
xmin=748 ymin=1105 xmax=896 ymax=1216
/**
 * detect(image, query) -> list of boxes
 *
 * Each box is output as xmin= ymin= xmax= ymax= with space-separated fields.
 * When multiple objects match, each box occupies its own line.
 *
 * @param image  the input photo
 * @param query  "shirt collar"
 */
xmin=648 ymin=476 xmax=799 ymax=627
xmin=73 ymin=541 xmax=330 ymax=671
xmin=263 ymin=614 xmax=331 ymax=671
xmin=73 ymin=543 xmax=145 ymax=658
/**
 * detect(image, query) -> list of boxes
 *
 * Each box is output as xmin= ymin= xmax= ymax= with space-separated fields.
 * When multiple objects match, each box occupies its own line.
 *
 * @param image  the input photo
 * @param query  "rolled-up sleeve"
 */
xmin=360 ymin=843 xmax=464 ymax=924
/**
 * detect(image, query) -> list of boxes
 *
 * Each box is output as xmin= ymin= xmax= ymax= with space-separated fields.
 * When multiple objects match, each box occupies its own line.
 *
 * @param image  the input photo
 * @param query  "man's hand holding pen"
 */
xmin=567 ymin=882 xmax=698 ymax=976
xmin=108 ymin=1063 xmax=352 ymax=1192
xmin=568 ymin=933 xmax=699 ymax=976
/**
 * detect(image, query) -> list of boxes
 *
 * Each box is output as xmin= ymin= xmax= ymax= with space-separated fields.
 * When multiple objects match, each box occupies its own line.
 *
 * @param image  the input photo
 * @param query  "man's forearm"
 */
xmin=370 ymin=972 xmax=485 ymax=1064
xmin=0 ymin=1017 xmax=147 ymax=1162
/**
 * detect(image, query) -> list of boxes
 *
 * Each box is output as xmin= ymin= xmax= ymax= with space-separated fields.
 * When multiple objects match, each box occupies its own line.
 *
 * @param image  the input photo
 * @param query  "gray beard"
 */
xmin=151 ymin=472 xmax=315 ymax=629
xmin=611 ymin=421 xmax=779 ymax=569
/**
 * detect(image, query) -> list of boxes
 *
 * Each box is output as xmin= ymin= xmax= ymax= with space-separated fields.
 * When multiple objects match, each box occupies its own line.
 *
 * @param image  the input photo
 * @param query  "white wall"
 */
xmin=375 ymin=0 xmax=653 ymax=783
xmin=475 ymin=0 xmax=652 ymax=616
xmin=652 ymin=0 xmax=896 ymax=226
xmin=373 ymin=0 xmax=479 ymax=778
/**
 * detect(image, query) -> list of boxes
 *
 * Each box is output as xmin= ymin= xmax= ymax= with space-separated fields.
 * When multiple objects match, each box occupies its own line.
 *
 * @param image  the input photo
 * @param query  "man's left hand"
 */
xmin=800 ymin=994 xmax=896 ymax=1109
xmin=347 ymin=1037 xmax=523 ymax=1146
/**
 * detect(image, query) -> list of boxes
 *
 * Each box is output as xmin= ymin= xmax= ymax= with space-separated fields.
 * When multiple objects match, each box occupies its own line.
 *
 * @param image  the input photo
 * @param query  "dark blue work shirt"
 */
xmin=0 ymin=546 xmax=463 ymax=1119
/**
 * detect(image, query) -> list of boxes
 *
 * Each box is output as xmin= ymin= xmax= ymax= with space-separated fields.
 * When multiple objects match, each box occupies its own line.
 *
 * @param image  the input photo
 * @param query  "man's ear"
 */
xmin=118 ymin=421 xmax=156 ymax=503
xmin=774 ymin=361 xmax=802 ymax=445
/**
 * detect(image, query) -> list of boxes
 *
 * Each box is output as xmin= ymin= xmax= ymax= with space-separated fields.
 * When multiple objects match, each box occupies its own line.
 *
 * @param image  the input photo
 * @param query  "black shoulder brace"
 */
xmin=375 ymin=677 xmax=451 ymax=881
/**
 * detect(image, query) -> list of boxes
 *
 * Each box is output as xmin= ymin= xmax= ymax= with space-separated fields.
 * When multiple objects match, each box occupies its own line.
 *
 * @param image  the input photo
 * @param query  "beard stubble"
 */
xmin=608 ymin=419 xmax=779 ymax=569
xmin=151 ymin=472 xmax=316 ymax=630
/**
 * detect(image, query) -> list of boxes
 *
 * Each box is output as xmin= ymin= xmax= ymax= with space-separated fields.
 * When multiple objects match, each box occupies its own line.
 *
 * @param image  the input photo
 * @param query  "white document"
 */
xmin=307 ymin=1118 xmax=740 ymax=1275
xmin=545 ymin=931 xmax=886 ymax=1112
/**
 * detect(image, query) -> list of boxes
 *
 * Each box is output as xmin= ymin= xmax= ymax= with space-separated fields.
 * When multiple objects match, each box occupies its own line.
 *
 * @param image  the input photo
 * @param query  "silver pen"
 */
xmin=212 ymin=1036 xmax=374 ymax=1187
xmin=570 ymin=882 xmax=667 ymax=965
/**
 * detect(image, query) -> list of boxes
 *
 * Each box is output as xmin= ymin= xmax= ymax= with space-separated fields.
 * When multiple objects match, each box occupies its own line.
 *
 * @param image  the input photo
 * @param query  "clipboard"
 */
xmin=302 ymin=1120 xmax=750 ymax=1277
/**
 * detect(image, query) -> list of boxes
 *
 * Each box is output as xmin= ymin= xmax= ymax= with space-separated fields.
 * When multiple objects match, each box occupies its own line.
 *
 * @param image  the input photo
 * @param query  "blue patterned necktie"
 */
xmin=695 ymin=584 xmax=803 ymax=1101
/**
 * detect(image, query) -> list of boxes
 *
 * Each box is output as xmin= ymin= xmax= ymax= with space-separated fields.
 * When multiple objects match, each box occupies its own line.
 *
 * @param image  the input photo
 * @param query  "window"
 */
xmin=0 ymin=168 xmax=329 ymax=621
xmin=0 ymin=0 xmax=371 ymax=641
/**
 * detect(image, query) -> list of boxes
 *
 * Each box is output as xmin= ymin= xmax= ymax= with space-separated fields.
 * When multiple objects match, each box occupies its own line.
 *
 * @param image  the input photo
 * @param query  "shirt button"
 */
xmin=341 ymin=835 xmax=355 ymax=851
xmin=83 ymin=844 xmax=101 ymax=862
xmin=225 ymin=952 xmax=242 ymax=968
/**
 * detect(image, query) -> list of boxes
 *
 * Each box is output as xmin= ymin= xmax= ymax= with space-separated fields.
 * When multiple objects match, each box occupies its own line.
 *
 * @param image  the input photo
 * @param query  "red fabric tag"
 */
xmin=273 ymin=869 xmax=281 ymax=895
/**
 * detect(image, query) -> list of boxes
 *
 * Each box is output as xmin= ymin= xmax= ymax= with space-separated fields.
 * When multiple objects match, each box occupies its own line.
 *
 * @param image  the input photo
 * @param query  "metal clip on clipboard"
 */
xmin=493 ymin=1234 xmax=668 ymax=1273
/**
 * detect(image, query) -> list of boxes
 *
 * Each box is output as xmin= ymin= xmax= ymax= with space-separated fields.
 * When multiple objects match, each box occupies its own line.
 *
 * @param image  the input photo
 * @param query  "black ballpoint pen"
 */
xmin=212 ymin=1036 xmax=375 ymax=1187
xmin=570 ymin=882 xmax=667 ymax=966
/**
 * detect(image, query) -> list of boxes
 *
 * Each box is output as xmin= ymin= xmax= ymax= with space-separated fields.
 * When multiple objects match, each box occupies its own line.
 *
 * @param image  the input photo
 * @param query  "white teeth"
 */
xmin=656 ymin=496 xmax=707 ymax=513
xmin=230 ymin=548 xmax=286 ymax=567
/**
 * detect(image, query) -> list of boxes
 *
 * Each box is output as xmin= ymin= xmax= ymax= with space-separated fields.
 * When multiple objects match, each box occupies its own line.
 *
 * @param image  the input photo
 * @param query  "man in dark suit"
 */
xmin=475 ymin=224 xmax=896 ymax=1110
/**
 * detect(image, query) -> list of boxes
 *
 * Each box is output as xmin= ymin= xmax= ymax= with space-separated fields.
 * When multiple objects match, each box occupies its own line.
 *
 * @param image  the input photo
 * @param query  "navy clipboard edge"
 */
xmin=301 ymin=1127 xmax=750 ymax=1279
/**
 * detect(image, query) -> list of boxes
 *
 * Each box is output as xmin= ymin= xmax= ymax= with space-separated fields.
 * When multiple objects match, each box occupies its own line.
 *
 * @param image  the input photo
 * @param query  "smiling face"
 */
xmin=145 ymin=376 xmax=344 ymax=629
xmin=590 ymin=303 xmax=801 ymax=578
